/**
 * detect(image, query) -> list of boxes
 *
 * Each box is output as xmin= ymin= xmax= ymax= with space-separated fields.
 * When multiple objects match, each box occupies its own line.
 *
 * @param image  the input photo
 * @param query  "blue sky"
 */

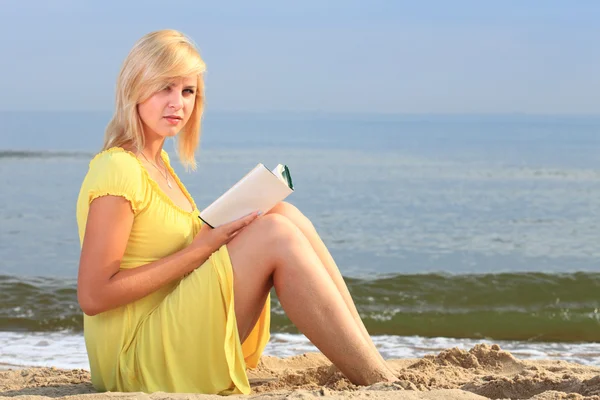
xmin=1 ymin=1 xmax=599 ymax=114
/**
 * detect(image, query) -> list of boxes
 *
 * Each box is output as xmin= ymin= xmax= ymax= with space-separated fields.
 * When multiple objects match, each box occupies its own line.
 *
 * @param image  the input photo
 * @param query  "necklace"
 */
xmin=140 ymin=151 xmax=172 ymax=189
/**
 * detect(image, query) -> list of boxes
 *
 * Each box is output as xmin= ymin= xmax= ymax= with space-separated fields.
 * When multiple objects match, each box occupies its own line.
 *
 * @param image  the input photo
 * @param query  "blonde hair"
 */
xmin=103 ymin=29 xmax=206 ymax=170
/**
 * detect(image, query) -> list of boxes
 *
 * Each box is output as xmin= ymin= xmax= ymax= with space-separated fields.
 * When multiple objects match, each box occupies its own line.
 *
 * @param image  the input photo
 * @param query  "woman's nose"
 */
xmin=168 ymin=91 xmax=183 ymax=109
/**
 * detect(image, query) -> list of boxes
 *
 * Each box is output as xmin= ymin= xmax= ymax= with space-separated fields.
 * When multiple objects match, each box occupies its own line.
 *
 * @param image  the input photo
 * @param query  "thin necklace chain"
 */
xmin=140 ymin=151 xmax=172 ymax=189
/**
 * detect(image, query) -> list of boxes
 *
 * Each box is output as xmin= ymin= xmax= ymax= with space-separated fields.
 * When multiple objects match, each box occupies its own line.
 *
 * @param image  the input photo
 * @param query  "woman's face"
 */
xmin=137 ymin=75 xmax=197 ymax=140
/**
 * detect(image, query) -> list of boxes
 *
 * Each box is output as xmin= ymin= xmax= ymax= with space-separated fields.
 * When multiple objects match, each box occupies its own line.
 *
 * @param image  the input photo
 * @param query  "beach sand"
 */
xmin=1 ymin=344 xmax=599 ymax=400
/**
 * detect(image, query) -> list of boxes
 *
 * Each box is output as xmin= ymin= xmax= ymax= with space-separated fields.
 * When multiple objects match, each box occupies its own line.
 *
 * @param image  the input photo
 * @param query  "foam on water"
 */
xmin=1 ymin=332 xmax=598 ymax=370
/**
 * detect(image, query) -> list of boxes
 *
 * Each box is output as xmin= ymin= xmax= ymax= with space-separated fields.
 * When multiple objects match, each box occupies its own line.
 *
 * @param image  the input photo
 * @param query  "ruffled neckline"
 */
xmin=90 ymin=146 xmax=198 ymax=216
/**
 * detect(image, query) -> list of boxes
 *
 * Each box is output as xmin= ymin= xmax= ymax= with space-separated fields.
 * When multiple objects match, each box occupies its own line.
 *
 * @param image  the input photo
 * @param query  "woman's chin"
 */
xmin=159 ymin=129 xmax=181 ymax=138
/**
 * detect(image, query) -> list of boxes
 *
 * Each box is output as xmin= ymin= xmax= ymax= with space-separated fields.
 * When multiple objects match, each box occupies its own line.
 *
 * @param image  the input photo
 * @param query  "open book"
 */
xmin=199 ymin=163 xmax=294 ymax=228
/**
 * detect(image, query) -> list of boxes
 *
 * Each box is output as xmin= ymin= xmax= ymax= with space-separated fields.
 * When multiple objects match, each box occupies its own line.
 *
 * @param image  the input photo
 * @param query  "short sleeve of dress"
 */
xmin=85 ymin=150 xmax=146 ymax=215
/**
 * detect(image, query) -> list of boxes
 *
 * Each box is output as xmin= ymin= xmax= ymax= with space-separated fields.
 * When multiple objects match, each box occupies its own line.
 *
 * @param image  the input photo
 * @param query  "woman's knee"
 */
xmin=228 ymin=214 xmax=296 ymax=277
xmin=231 ymin=213 xmax=312 ymax=272
xmin=269 ymin=201 xmax=316 ymax=231
xmin=230 ymin=213 xmax=301 ymax=255
xmin=253 ymin=213 xmax=302 ymax=247
xmin=249 ymin=213 xmax=315 ymax=267
xmin=269 ymin=201 xmax=297 ymax=216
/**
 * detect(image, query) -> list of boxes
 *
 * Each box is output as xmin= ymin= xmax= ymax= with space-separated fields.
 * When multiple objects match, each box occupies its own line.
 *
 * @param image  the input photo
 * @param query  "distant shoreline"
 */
xmin=2 ymin=110 xmax=600 ymax=119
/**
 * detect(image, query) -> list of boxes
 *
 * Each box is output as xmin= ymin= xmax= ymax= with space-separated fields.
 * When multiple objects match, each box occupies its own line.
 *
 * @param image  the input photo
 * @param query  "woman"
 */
xmin=76 ymin=29 xmax=396 ymax=395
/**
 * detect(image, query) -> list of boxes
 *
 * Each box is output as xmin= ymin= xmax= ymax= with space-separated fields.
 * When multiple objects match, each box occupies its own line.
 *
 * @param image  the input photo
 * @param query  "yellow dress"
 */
xmin=75 ymin=147 xmax=270 ymax=395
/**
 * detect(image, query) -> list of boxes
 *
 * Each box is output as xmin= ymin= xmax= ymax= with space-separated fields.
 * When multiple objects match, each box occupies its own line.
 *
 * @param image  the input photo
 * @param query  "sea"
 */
xmin=1 ymin=111 xmax=600 ymax=370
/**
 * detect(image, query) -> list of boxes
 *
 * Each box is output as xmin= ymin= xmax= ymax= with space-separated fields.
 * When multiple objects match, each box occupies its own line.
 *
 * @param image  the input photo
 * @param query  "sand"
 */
xmin=1 ymin=344 xmax=599 ymax=400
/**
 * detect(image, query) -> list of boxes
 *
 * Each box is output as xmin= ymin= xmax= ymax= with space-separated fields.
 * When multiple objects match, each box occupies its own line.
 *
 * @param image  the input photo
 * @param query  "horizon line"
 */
xmin=2 ymin=110 xmax=600 ymax=118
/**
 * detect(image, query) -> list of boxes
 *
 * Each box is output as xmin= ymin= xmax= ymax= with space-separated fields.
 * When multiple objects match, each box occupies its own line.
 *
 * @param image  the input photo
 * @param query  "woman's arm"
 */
xmin=77 ymin=195 xmax=260 ymax=316
xmin=77 ymin=195 xmax=210 ymax=316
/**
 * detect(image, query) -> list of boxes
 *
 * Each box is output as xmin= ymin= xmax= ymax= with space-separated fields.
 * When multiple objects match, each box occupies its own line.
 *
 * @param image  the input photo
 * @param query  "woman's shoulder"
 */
xmin=84 ymin=147 xmax=147 ymax=190
xmin=78 ymin=147 xmax=148 ymax=213
xmin=89 ymin=147 xmax=142 ymax=171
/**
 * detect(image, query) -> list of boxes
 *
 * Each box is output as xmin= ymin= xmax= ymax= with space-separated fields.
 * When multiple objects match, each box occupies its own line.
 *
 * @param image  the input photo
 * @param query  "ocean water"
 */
xmin=1 ymin=111 xmax=600 ymax=369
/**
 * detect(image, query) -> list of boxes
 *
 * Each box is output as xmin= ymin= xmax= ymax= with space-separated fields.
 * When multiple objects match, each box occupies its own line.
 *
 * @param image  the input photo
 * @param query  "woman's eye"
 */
xmin=184 ymin=89 xmax=195 ymax=95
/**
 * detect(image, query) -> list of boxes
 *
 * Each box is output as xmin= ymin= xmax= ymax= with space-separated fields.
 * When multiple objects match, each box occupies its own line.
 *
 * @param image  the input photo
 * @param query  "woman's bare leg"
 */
xmin=267 ymin=202 xmax=392 ymax=371
xmin=227 ymin=214 xmax=396 ymax=385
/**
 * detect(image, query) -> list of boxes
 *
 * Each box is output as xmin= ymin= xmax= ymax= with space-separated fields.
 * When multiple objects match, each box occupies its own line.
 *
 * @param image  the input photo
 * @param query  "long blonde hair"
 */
xmin=103 ymin=29 xmax=206 ymax=170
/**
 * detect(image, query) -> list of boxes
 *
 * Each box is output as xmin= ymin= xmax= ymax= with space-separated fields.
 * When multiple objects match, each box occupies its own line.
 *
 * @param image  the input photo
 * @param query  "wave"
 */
xmin=2 ymin=272 xmax=599 ymax=342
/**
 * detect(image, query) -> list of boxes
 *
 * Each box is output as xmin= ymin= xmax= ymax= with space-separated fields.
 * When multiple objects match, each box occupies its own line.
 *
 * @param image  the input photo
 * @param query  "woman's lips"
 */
xmin=164 ymin=117 xmax=181 ymax=125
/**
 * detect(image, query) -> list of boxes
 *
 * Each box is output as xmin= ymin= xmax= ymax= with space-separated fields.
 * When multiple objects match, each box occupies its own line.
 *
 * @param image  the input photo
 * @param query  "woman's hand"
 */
xmin=192 ymin=211 xmax=262 ymax=254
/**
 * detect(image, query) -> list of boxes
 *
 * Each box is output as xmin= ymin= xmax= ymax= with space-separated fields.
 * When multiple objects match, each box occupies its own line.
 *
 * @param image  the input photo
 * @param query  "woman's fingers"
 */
xmin=223 ymin=211 xmax=261 ymax=236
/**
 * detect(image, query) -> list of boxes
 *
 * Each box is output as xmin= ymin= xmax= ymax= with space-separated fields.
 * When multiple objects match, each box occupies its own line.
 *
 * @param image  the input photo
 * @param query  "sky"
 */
xmin=1 ymin=0 xmax=599 ymax=114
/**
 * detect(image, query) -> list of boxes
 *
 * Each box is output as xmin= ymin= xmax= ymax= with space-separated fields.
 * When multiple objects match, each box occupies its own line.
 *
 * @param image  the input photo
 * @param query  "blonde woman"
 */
xmin=76 ymin=29 xmax=396 ymax=395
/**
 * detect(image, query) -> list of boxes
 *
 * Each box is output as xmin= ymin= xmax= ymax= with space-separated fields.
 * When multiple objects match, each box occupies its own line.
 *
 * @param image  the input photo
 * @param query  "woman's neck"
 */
xmin=126 ymin=128 xmax=165 ymax=163
xmin=141 ymin=138 xmax=165 ymax=164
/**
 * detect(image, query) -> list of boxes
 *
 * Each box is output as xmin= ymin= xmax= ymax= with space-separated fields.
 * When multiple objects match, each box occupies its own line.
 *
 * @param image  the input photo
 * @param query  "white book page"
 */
xmin=199 ymin=163 xmax=293 ymax=227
